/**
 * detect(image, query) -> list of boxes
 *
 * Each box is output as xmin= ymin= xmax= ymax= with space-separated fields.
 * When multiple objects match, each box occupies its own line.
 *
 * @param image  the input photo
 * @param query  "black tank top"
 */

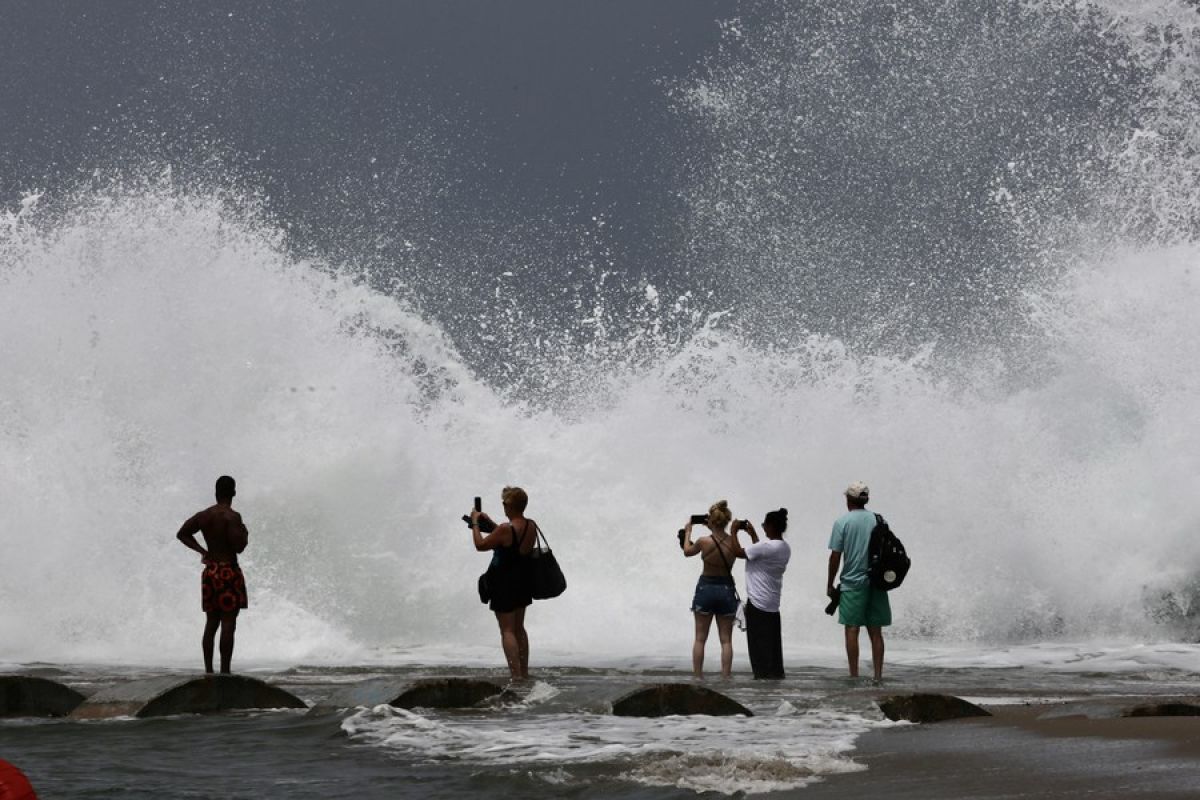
xmin=495 ymin=520 xmax=530 ymax=570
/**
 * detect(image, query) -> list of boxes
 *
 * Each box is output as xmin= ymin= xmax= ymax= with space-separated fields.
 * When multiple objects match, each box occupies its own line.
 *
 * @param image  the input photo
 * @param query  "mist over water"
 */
xmin=2 ymin=1 xmax=1200 ymax=666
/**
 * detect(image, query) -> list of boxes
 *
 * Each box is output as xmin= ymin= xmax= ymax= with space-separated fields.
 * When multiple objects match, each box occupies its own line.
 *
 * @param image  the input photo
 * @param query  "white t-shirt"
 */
xmin=744 ymin=538 xmax=791 ymax=612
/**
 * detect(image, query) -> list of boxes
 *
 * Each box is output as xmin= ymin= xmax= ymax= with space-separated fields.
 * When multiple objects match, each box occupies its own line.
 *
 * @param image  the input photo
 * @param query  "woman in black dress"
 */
xmin=471 ymin=486 xmax=536 ymax=681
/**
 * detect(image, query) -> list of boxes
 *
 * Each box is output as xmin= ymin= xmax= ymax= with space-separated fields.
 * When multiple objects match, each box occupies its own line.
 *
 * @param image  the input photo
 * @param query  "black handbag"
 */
xmin=528 ymin=522 xmax=567 ymax=600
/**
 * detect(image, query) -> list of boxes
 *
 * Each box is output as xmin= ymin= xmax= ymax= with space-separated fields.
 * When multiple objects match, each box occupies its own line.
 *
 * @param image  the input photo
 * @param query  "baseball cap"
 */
xmin=844 ymin=481 xmax=869 ymax=500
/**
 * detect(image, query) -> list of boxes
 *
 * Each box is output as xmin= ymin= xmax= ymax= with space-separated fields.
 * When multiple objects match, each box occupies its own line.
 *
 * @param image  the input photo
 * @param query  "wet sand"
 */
xmin=806 ymin=701 xmax=1200 ymax=799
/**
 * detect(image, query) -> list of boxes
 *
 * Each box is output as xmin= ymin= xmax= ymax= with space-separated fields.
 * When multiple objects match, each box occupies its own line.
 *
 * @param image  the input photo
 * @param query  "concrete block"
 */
xmin=313 ymin=677 xmax=510 ymax=712
xmin=610 ymin=683 xmax=753 ymax=718
xmin=0 ymin=676 xmax=86 ymax=718
xmin=70 ymin=675 xmax=306 ymax=720
xmin=877 ymin=693 xmax=991 ymax=723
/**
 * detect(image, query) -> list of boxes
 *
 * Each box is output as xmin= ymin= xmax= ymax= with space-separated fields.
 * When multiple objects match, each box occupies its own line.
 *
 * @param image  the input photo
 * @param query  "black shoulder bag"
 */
xmin=528 ymin=521 xmax=567 ymax=600
xmin=477 ymin=568 xmax=492 ymax=605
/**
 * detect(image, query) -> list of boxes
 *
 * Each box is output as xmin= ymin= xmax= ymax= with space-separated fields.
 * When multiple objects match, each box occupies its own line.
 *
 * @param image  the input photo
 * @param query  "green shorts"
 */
xmin=838 ymin=586 xmax=892 ymax=628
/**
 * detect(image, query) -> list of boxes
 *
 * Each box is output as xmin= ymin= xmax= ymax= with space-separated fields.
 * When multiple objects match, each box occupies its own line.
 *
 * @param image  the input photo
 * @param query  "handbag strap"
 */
xmin=530 ymin=520 xmax=550 ymax=552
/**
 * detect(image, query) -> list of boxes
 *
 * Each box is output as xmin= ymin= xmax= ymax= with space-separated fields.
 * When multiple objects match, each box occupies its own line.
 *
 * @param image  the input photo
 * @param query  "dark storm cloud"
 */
xmin=0 ymin=1 xmax=733 ymax=239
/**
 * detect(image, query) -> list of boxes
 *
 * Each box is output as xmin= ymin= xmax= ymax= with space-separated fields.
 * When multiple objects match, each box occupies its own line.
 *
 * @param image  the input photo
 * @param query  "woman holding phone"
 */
xmin=682 ymin=499 xmax=745 ymax=679
xmin=470 ymin=486 xmax=536 ymax=681
xmin=739 ymin=509 xmax=791 ymax=679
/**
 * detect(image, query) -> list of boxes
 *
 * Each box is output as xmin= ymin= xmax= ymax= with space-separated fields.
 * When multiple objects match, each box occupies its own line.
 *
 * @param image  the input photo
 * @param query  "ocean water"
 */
xmin=2 ymin=0 xmax=1200 ymax=796
xmin=4 ymin=644 xmax=1200 ymax=797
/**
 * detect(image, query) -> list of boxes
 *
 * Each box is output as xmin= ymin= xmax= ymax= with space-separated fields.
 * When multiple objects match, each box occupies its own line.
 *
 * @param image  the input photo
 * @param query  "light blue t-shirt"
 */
xmin=828 ymin=509 xmax=877 ymax=590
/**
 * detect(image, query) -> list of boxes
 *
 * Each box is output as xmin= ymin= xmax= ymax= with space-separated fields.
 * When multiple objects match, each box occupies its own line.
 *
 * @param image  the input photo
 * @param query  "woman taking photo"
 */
xmin=681 ymin=499 xmax=744 ymax=679
xmin=739 ymin=509 xmax=791 ymax=679
xmin=470 ymin=486 xmax=536 ymax=681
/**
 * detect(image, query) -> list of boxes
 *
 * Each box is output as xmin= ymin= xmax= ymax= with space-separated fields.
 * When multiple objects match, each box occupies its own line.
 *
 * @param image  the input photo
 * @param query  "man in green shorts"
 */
xmin=827 ymin=481 xmax=890 ymax=680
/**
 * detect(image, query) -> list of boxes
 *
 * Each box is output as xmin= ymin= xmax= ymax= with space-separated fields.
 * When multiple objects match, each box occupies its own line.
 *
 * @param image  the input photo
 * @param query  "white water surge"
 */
xmin=341 ymin=697 xmax=874 ymax=795
xmin=0 ymin=186 xmax=1197 ymax=667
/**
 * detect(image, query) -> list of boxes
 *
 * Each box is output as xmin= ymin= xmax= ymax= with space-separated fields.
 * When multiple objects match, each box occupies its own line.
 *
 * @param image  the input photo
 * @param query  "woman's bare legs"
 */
xmin=515 ymin=605 xmax=530 ymax=679
xmin=692 ymin=612 xmax=714 ymax=677
xmin=715 ymin=614 xmax=735 ymax=678
xmin=495 ymin=610 xmax=521 ymax=679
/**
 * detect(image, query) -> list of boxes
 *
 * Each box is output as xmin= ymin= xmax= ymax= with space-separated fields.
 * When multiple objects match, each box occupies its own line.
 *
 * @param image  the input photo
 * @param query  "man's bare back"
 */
xmin=177 ymin=504 xmax=248 ymax=564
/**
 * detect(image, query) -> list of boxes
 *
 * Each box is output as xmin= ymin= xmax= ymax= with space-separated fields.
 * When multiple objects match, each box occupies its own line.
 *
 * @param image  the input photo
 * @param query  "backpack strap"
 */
xmin=869 ymin=514 xmax=886 ymax=553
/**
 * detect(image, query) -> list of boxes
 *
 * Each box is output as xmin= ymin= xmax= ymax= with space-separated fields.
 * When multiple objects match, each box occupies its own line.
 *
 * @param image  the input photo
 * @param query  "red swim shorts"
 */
xmin=201 ymin=562 xmax=248 ymax=613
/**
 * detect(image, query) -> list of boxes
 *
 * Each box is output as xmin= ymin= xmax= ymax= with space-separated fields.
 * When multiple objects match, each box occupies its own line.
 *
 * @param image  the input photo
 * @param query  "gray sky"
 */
xmin=0 ymin=1 xmax=735 ymax=233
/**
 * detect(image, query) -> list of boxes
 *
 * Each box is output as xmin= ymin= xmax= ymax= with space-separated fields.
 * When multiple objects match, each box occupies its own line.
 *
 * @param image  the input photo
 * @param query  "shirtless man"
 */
xmin=176 ymin=476 xmax=249 ymax=674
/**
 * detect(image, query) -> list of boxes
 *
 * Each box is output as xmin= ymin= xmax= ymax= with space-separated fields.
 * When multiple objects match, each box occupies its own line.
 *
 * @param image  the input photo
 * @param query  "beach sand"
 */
xmin=804 ymin=700 xmax=1200 ymax=798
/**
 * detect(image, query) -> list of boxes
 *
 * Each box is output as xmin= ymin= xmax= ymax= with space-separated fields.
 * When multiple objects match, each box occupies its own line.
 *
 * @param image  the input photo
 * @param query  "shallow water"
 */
xmin=4 ymin=643 xmax=1198 ymax=798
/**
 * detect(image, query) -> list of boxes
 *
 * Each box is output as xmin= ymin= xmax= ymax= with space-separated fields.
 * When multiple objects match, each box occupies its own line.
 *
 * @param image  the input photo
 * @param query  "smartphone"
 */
xmin=690 ymin=514 xmax=708 ymax=525
xmin=474 ymin=496 xmax=482 ymax=513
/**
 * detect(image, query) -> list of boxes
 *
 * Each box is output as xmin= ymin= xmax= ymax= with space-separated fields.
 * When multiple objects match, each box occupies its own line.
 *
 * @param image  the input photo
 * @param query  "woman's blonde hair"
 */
xmin=501 ymin=485 xmax=528 ymax=513
xmin=707 ymin=499 xmax=732 ymax=529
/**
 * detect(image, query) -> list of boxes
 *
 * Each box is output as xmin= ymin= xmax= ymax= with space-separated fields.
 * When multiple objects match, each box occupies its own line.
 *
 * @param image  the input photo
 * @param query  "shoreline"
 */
xmin=805 ymin=701 xmax=1200 ymax=799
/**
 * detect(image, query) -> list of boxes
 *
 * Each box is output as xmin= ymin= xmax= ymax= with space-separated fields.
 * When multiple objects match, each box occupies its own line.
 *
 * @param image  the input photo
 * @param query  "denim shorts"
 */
xmin=691 ymin=575 xmax=738 ymax=616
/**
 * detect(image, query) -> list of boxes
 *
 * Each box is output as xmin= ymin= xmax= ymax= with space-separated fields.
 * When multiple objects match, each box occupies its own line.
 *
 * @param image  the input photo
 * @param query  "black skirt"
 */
xmin=487 ymin=561 xmax=532 ymax=613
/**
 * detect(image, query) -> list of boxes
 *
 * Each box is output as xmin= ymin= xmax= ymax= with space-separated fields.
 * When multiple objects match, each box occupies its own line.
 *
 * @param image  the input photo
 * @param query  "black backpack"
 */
xmin=868 ymin=514 xmax=911 ymax=591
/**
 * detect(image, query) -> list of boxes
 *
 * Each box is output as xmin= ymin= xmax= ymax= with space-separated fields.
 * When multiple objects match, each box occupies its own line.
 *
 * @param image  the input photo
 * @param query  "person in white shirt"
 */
xmin=739 ymin=508 xmax=791 ymax=679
